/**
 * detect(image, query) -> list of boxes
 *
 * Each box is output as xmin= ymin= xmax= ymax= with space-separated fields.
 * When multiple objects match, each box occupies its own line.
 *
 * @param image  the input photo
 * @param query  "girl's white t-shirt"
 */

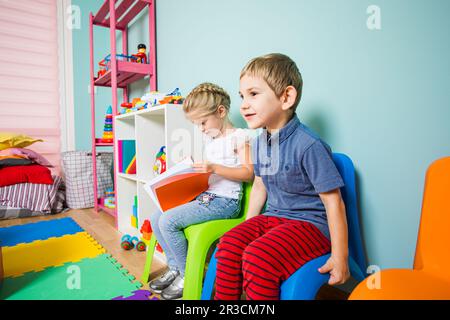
xmin=203 ymin=128 xmax=250 ymax=199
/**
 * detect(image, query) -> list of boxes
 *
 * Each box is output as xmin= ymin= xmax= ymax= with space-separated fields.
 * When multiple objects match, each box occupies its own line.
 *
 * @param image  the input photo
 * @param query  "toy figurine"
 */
xmin=132 ymin=44 xmax=147 ymax=64
xmin=153 ymin=146 xmax=167 ymax=176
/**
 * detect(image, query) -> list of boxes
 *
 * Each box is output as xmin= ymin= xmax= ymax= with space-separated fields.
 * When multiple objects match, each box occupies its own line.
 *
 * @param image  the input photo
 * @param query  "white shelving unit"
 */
xmin=114 ymin=104 xmax=203 ymax=260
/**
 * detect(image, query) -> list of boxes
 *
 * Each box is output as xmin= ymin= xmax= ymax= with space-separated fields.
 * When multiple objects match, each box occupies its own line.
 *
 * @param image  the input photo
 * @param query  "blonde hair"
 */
xmin=182 ymin=82 xmax=231 ymax=118
xmin=240 ymin=53 xmax=303 ymax=111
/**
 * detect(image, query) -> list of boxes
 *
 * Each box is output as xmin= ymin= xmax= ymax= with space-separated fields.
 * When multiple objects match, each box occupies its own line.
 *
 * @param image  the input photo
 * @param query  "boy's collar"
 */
xmin=264 ymin=115 xmax=300 ymax=145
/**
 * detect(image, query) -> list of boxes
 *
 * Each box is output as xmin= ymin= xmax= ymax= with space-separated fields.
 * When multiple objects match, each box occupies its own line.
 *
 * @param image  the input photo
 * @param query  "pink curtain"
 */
xmin=0 ymin=0 xmax=61 ymax=174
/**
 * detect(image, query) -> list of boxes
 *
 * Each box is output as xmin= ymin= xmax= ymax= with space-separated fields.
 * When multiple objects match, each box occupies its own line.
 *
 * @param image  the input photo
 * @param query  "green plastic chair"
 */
xmin=141 ymin=183 xmax=252 ymax=300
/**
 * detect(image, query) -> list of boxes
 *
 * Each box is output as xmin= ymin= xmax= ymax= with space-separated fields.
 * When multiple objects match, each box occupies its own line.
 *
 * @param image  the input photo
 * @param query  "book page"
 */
xmin=143 ymin=156 xmax=195 ymax=211
xmin=146 ymin=156 xmax=194 ymax=186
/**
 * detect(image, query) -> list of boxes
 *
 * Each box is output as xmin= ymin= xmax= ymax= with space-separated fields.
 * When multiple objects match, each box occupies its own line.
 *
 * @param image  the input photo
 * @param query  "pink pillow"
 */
xmin=0 ymin=148 xmax=53 ymax=167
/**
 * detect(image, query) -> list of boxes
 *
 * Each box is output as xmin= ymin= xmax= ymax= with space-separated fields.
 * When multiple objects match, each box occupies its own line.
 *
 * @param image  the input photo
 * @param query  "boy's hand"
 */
xmin=192 ymin=162 xmax=216 ymax=173
xmin=318 ymin=255 xmax=350 ymax=285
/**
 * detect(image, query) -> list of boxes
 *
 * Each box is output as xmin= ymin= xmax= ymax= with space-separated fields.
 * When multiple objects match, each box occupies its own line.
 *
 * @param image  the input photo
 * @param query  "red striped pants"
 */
xmin=214 ymin=215 xmax=331 ymax=300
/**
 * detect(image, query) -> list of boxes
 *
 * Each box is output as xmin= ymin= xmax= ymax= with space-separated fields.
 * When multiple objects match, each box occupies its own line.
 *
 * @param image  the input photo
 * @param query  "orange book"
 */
xmin=144 ymin=157 xmax=210 ymax=212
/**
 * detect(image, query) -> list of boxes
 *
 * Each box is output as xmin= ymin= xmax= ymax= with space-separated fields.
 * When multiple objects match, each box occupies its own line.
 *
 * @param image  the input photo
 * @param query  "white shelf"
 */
xmin=115 ymin=104 xmax=203 ymax=239
xmin=115 ymin=105 xmax=166 ymax=120
xmin=117 ymin=173 xmax=146 ymax=183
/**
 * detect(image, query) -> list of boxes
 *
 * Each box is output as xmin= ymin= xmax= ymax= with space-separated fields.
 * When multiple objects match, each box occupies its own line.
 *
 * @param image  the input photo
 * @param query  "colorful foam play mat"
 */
xmin=0 ymin=217 xmax=158 ymax=300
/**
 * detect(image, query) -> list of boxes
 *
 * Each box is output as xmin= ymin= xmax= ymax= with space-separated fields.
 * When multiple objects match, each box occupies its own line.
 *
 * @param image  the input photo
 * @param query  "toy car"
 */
xmin=121 ymin=234 xmax=139 ymax=250
xmin=136 ymin=241 xmax=146 ymax=252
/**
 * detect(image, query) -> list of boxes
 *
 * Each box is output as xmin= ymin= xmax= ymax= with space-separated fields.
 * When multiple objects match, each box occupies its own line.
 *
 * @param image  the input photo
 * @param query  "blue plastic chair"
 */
xmin=201 ymin=153 xmax=367 ymax=300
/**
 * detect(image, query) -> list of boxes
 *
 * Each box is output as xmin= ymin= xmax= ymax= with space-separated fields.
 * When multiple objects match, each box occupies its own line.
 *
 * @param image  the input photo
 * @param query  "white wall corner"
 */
xmin=57 ymin=0 xmax=76 ymax=152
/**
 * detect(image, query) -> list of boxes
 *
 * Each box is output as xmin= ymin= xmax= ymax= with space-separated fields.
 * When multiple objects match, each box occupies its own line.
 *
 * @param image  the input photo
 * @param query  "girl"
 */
xmin=149 ymin=83 xmax=254 ymax=300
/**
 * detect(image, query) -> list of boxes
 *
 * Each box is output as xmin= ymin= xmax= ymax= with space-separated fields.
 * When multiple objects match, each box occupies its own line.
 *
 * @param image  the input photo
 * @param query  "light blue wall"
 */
xmin=72 ymin=0 xmax=450 ymax=270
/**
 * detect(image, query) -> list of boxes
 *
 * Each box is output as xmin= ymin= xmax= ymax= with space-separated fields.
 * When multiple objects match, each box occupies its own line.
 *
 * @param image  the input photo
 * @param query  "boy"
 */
xmin=214 ymin=53 xmax=350 ymax=300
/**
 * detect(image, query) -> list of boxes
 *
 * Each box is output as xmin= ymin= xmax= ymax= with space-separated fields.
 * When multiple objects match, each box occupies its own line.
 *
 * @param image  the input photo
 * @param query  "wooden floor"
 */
xmin=0 ymin=209 xmax=350 ymax=299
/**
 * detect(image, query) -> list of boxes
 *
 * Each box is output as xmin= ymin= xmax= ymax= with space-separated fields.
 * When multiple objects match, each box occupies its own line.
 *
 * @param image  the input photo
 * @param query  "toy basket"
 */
xmin=61 ymin=151 xmax=114 ymax=209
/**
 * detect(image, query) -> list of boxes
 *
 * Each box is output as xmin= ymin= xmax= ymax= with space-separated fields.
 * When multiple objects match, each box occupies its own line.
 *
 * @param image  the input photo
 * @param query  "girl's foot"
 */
xmin=160 ymin=275 xmax=184 ymax=300
xmin=149 ymin=269 xmax=179 ymax=294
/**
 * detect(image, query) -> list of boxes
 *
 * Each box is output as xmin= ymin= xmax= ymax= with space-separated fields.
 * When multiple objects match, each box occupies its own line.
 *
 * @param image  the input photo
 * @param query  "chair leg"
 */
xmin=183 ymin=237 xmax=213 ymax=300
xmin=140 ymin=234 xmax=157 ymax=284
xmin=349 ymin=256 xmax=366 ymax=282
xmin=201 ymin=247 xmax=218 ymax=300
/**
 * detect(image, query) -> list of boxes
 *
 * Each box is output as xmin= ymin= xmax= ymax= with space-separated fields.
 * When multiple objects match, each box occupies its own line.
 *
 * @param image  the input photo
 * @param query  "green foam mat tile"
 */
xmin=0 ymin=254 xmax=142 ymax=300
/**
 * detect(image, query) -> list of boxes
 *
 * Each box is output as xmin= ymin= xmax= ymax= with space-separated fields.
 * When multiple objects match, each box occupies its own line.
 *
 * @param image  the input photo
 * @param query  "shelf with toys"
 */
xmin=95 ymin=58 xmax=152 ymax=88
xmin=89 ymin=0 xmax=156 ymax=221
xmin=114 ymin=100 xmax=203 ymax=261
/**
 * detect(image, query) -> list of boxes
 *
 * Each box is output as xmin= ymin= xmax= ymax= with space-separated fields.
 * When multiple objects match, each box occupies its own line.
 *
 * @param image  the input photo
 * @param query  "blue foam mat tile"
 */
xmin=0 ymin=217 xmax=83 ymax=247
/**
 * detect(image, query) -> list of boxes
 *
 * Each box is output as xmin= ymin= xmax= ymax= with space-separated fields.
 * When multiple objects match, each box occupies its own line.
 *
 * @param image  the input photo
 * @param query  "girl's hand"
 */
xmin=318 ymin=255 xmax=350 ymax=285
xmin=192 ymin=162 xmax=216 ymax=173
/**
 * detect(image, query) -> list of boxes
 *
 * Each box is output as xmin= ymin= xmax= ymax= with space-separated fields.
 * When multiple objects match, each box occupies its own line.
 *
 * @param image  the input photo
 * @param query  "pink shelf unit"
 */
xmin=95 ymin=138 xmax=114 ymax=147
xmin=94 ymin=61 xmax=152 ymax=88
xmin=89 ymin=0 xmax=157 ymax=223
xmin=97 ymin=198 xmax=116 ymax=217
xmin=92 ymin=0 xmax=151 ymax=30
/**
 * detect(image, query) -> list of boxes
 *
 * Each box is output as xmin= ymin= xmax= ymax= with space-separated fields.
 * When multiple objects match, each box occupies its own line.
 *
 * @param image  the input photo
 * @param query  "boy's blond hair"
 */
xmin=240 ymin=53 xmax=303 ymax=111
xmin=182 ymin=82 xmax=231 ymax=118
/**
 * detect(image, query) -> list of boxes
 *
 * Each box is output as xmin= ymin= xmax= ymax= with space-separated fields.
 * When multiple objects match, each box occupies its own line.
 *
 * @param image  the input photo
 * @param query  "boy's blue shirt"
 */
xmin=252 ymin=115 xmax=344 ymax=239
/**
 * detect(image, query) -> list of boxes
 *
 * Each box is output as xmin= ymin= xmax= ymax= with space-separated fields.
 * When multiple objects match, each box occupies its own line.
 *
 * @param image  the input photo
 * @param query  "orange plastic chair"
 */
xmin=349 ymin=157 xmax=450 ymax=300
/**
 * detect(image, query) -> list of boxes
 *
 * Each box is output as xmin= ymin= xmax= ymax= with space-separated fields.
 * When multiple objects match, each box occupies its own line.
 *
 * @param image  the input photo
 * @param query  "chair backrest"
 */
xmin=332 ymin=153 xmax=367 ymax=275
xmin=413 ymin=157 xmax=450 ymax=279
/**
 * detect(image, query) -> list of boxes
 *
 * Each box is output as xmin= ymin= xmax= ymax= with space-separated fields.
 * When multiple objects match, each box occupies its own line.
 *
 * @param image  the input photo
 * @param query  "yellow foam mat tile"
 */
xmin=3 ymin=232 xmax=106 ymax=278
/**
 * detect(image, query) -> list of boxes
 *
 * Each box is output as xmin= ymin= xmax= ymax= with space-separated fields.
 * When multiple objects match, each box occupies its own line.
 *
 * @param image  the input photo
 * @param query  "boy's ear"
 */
xmin=281 ymin=86 xmax=297 ymax=111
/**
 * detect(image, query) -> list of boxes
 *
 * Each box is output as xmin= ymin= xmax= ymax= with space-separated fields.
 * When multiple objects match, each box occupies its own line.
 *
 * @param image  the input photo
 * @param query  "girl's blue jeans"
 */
xmin=149 ymin=192 xmax=240 ymax=277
